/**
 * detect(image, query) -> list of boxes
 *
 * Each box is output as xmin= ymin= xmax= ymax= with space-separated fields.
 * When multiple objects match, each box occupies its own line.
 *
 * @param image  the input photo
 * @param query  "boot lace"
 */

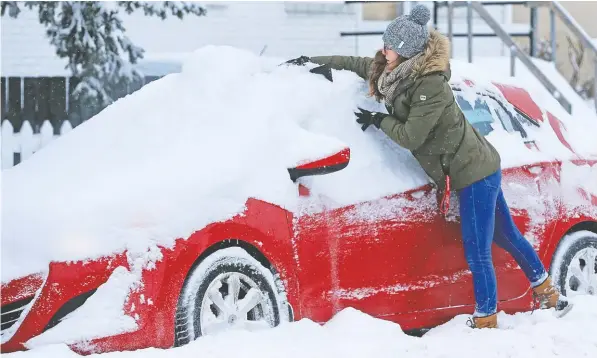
xmin=531 ymin=286 xmax=557 ymax=314
xmin=531 ymin=291 xmax=541 ymax=315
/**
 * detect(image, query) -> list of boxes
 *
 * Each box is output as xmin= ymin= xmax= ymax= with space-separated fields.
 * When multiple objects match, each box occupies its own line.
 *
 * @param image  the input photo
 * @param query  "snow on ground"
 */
xmin=6 ymin=295 xmax=597 ymax=358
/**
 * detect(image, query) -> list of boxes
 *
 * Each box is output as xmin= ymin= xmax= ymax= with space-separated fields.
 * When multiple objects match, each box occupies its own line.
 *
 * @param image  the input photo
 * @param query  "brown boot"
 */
xmin=467 ymin=313 xmax=497 ymax=329
xmin=532 ymin=276 xmax=573 ymax=317
xmin=533 ymin=276 xmax=559 ymax=308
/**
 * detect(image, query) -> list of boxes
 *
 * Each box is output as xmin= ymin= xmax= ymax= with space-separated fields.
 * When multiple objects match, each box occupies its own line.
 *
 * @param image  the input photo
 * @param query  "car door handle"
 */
xmin=523 ymin=164 xmax=545 ymax=175
xmin=406 ymin=186 xmax=433 ymax=201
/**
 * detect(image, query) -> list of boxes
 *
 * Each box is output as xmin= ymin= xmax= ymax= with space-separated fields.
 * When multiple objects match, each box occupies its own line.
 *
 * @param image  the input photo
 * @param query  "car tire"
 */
xmin=174 ymin=246 xmax=290 ymax=346
xmin=550 ymin=230 xmax=597 ymax=298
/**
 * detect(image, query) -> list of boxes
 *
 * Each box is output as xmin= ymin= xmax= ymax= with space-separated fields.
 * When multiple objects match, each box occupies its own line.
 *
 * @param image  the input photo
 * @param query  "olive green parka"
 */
xmin=310 ymin=30 xmax=500 ymax=191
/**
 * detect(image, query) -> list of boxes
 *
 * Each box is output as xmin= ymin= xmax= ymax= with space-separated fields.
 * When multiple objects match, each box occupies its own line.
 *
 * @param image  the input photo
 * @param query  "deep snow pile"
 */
xmin=2 ymin=45 xmax=597 ymax=284
xmin=7 ymin=295 xmax=597 ymax=358
xmin=0 ymin=45 xmax=429 ymax=283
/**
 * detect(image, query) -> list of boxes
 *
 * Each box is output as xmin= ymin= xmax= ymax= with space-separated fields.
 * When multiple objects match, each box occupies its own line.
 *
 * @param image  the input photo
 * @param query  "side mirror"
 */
xmin=288 ymin=147 xmax=350 ymax=182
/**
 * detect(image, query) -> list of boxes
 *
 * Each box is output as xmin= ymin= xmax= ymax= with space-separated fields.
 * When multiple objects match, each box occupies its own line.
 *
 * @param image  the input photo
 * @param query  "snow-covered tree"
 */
xmin=1 ymin=1 xmax=206 ymax=113
xmin=534 ymin=37 xmax=555 ymax=62
xmin=566 ymin=35 xmax=595 ymax=100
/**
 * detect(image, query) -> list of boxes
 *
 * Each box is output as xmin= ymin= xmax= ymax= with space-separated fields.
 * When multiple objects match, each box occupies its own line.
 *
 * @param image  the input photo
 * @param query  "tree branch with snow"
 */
xmin=1 ymin=1 xmax=206 ymax=113
xmin=566 ymin=35 xmax=595 ymax=100
xmin=567 ymin=35 xmax=584 ymax=89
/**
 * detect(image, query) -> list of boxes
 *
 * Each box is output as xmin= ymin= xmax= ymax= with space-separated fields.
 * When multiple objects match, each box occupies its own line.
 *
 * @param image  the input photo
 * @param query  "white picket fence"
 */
xmin=1 ymin=120 xmax=73 ymax=169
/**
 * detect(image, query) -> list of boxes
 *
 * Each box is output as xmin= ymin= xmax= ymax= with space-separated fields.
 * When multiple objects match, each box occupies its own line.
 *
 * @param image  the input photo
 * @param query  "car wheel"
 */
xmin=174 ymin=246 xmax=289 ymax=346
xmin=550 ymin=230 xmax=597 ymax=298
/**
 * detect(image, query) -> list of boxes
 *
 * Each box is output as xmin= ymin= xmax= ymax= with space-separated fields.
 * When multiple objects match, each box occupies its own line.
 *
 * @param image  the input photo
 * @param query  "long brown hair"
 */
xmin=368 ymin=50 xmax=402 ymax=102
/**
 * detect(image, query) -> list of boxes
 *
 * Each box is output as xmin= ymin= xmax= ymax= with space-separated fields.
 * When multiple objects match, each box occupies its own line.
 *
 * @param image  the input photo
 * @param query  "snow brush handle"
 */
xmin=440 ymin=176 xmax=451 ymax=216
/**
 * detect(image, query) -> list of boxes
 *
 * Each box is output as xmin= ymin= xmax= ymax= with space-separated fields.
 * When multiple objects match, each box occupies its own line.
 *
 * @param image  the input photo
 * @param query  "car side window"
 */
xmin=455 ymin=95 xmax=495 ymax=136
xmin=487 ymin=99 xmax=515 ymax=132
xmin=455 ymin=92 xmax=529 ymax=139
xmin=512 ymin=108 xmax=540 ymax=129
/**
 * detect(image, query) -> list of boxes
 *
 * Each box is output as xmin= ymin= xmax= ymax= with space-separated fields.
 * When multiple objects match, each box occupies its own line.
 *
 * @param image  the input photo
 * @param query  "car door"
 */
xmin=445 ymin=92 xmax=562 ymax=308
xmin=294 ymin=180 xmax=467 ymax=323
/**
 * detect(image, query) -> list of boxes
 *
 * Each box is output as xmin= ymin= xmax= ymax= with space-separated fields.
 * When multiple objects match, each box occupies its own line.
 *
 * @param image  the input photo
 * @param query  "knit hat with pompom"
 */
xmin=382 ymin=4 xmax=431 ymax=59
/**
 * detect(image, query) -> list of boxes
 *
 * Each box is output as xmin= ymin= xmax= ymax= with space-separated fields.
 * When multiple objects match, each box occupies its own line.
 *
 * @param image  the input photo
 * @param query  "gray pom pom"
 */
xmin=410 ymin=4 xmax=430 ymax=26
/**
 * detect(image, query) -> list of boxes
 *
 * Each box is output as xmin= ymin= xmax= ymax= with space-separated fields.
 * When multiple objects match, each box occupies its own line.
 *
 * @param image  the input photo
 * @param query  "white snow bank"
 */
xmin=1 ymin=45 xmax=428 ymax=283
xmin=7 ymin=295 xmax=597 ymax=358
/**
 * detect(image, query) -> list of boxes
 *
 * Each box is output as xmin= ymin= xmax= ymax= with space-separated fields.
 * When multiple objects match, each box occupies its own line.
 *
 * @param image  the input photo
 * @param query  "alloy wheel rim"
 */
xmin=565 ymin=247 xmax=597 ymax=297
xmin=199 ymin=272 xmax=273 ymax=335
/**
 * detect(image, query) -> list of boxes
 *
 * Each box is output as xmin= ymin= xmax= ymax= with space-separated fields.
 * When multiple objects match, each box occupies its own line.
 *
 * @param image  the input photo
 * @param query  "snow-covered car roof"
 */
xmin=1 ymin=46 xmax=594 ymax=284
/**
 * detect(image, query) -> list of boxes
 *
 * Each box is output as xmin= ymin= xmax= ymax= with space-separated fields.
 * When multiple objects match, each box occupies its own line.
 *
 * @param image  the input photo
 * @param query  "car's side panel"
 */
xmin=1 ymin=273 xmax=45 ymax=307
xmin=542 ymin=216 xmax=597 ymax=270
xmin=77 ymin=198 xmax=299 ymax=354
xmin=291 ymin=204 xmax=334 ymax=323
xmin=541 ymin=159 xmax=597 ymax=268
xmin=0 ymin=255 xmax=128 ymax=353
xmin=295 ymin=184 xmax=466 ymax=322
xmin=377 ymin=288 xmax=534 ymax=331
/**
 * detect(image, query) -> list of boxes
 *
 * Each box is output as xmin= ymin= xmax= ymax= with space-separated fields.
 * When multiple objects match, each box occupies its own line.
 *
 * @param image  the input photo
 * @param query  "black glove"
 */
xmin=355 ymin=107 xmax=385 ymax=131
xmin=284 ymin=55 xmax=311 ymax=66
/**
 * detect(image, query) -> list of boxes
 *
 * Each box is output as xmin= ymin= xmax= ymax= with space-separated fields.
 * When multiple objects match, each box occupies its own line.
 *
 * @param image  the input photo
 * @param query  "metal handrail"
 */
xmin=339 ymin=31 xmax=532 ymax=38
xmin=546 ymin=2 xmax=597 ymax=54
xmin=540 ymin=1 xmax=597 ymax=113
xmin=434 ymin=1 xmax=538 ymax=57
xmin=443 ymin=0 xmax=595 ymax=114
xmin=462 ymin=2 xmax=573 ymax=114
xmin=342 ymin=1 xmax=594 ymax=115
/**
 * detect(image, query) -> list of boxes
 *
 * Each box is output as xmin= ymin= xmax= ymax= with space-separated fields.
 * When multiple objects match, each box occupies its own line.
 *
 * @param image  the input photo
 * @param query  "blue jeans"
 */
xmin=458 ymin=170 xmax=548 ymax=317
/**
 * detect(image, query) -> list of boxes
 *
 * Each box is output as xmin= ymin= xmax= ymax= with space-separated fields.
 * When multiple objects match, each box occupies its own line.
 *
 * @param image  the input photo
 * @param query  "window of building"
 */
xmin=203 ymin=2 xmax=228 ymax=11
xmin=284 ymin=2 xmax=355 ymax=15
xmin=361 ymin=2 xmax=404 ymax=21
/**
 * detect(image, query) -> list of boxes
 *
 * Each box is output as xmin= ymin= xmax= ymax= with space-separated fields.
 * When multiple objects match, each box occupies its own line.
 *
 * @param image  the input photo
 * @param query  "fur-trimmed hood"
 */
xmin=411 ymin=30 xmax=450 ymax=78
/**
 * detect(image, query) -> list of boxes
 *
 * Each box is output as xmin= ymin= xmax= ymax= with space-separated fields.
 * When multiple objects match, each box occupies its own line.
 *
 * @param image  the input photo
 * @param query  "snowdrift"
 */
xmin=9 ymin=295 xmax=597 ymax=358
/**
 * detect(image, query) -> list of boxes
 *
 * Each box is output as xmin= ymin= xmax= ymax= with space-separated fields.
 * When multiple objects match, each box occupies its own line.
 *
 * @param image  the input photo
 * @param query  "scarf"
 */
xmin=377 ymin=52 xmax=423 ymax=107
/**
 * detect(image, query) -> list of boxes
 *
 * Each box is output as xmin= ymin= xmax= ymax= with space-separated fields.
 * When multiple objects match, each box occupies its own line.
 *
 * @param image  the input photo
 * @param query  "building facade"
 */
xmin=512 ymin=1 xmax=597 ymax=90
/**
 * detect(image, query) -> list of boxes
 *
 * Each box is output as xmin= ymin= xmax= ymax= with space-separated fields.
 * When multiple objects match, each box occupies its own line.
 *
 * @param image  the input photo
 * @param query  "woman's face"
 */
xmin=382 ymin=44 xmax=399 ymax=64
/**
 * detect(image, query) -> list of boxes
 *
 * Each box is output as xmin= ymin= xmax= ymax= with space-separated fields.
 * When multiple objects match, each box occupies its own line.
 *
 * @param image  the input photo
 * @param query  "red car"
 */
xmin=2 ymin=76 xmax=596 ymax=355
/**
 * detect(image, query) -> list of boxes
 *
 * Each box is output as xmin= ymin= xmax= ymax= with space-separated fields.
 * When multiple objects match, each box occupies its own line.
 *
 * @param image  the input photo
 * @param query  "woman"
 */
xmin=286 ymin=4 xmax=571 ymax=328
